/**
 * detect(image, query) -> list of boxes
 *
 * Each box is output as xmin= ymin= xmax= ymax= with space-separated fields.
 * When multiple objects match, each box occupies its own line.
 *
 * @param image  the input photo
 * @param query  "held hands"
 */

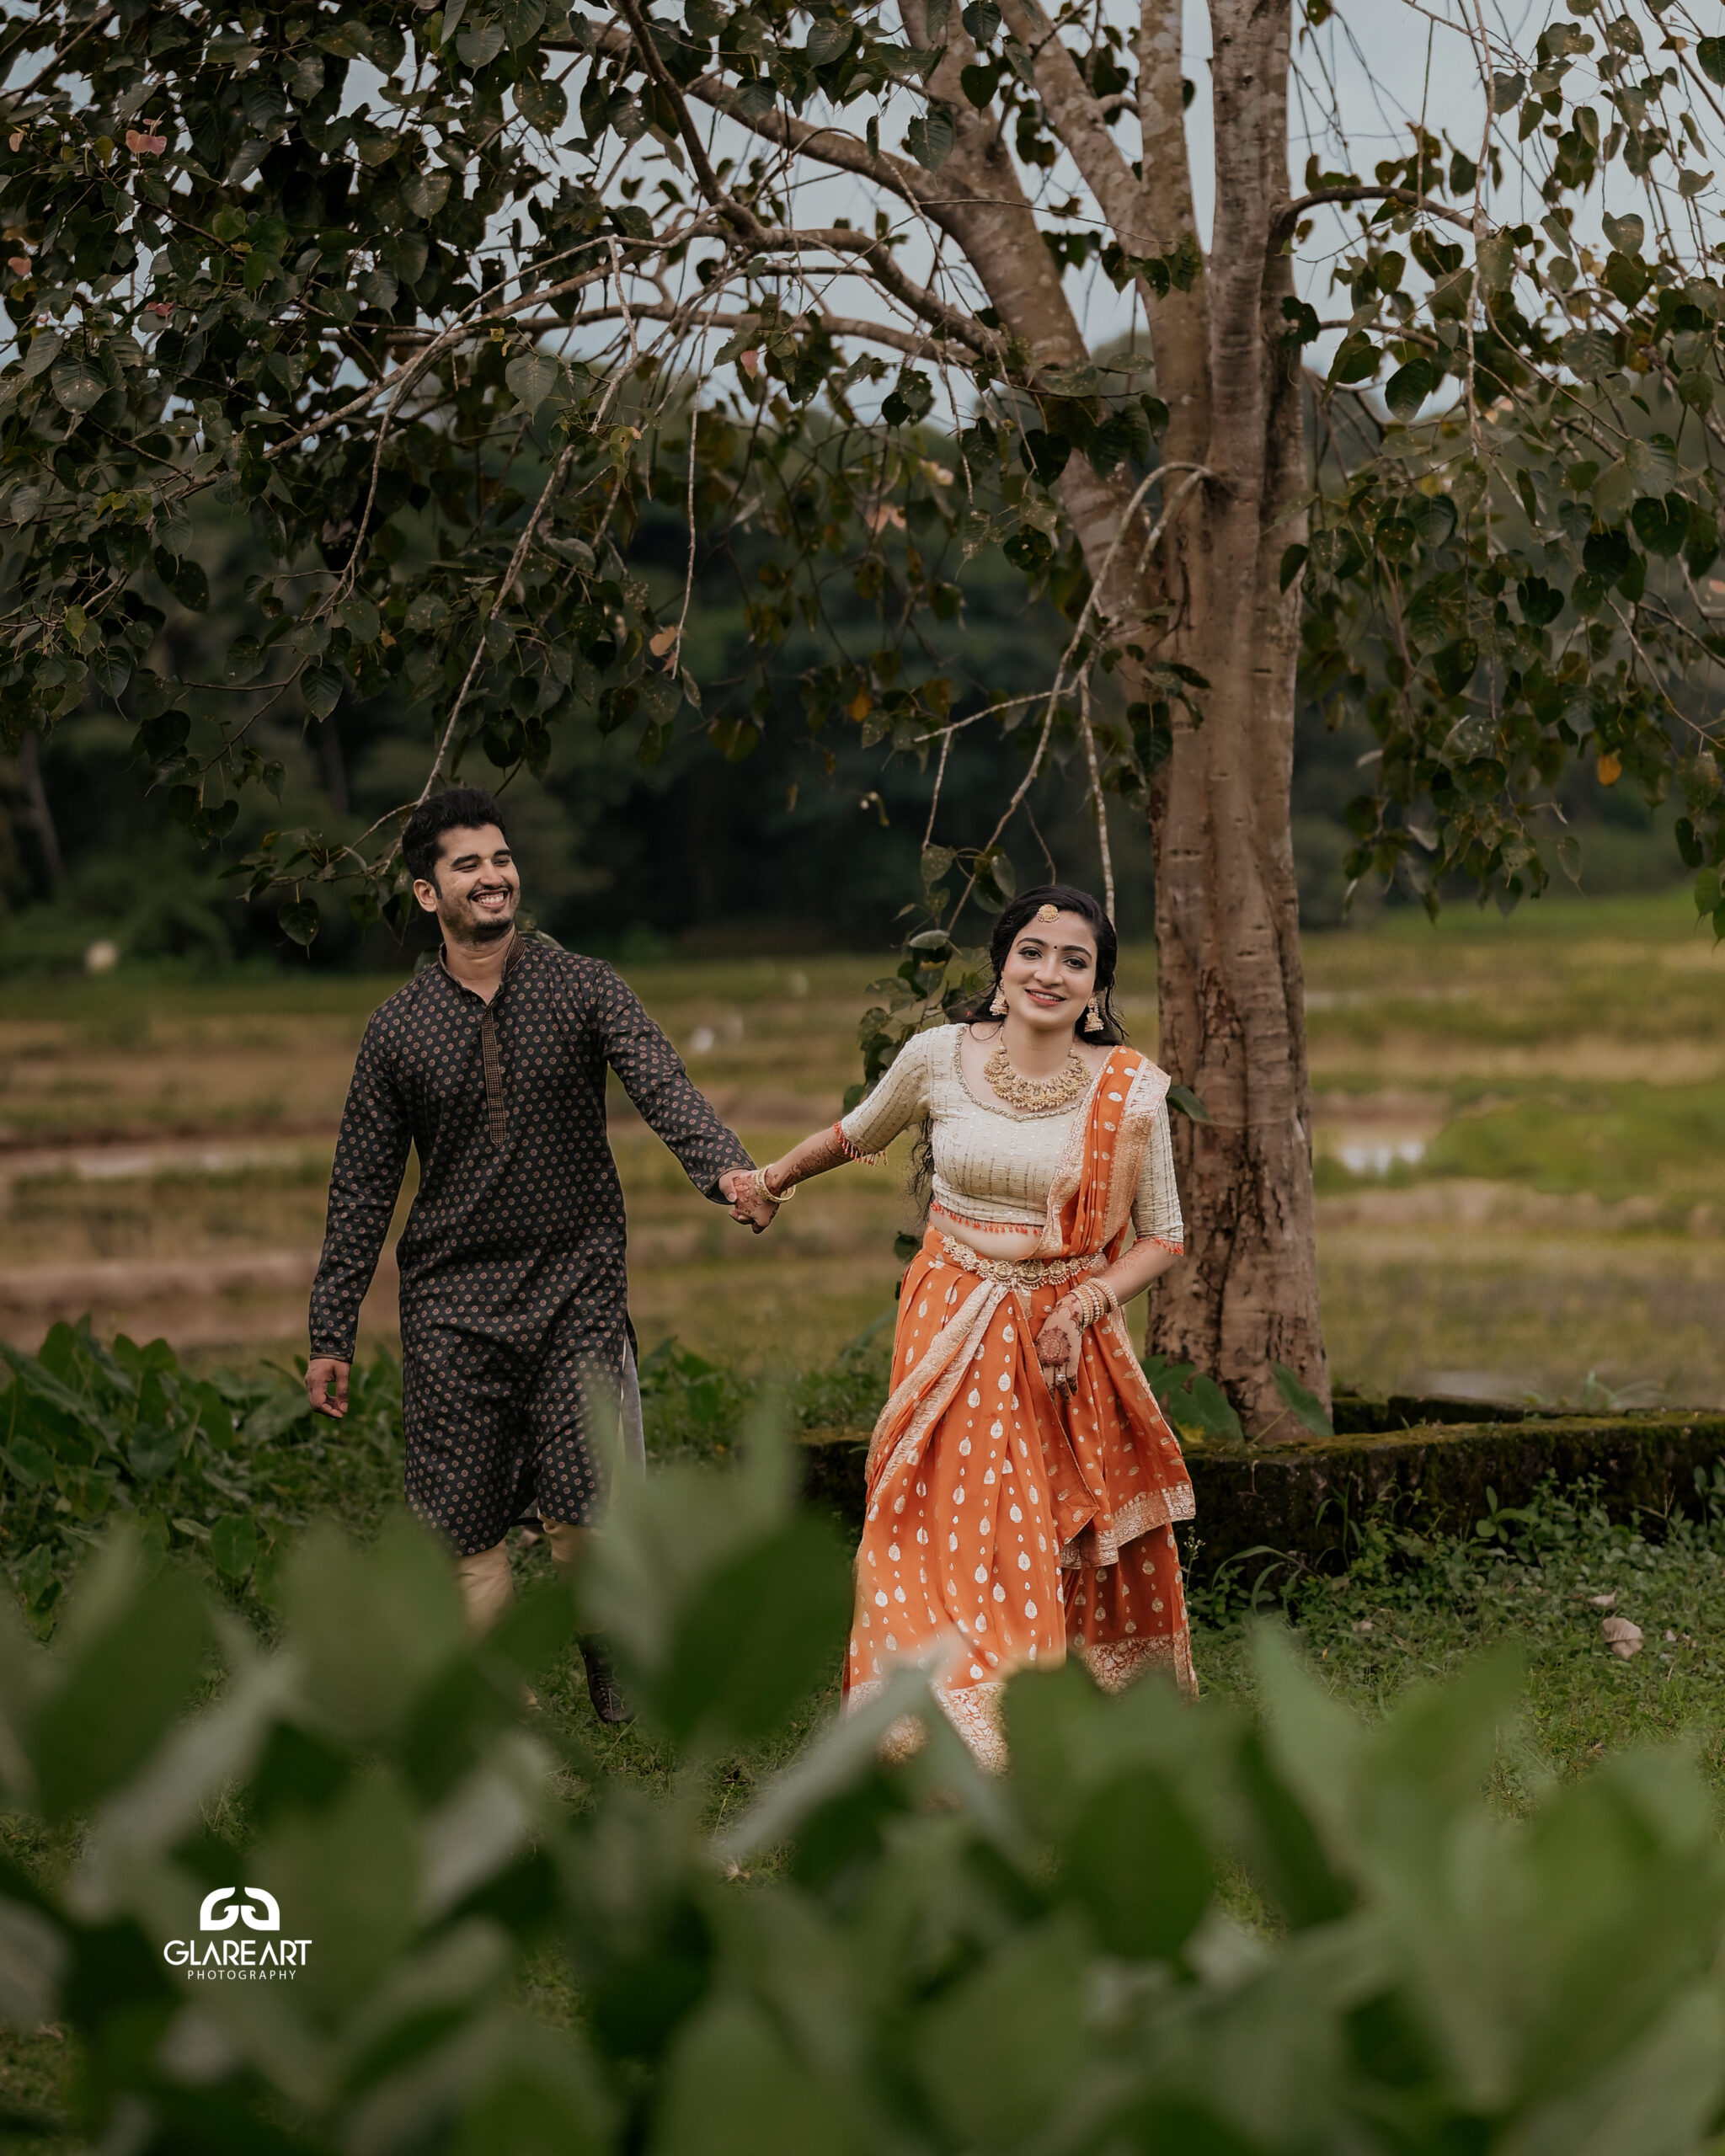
xmin=721 ymin=1166 xmax=780 ymax=1234
xmin=307 ymin=1357 xmax=350 ymax=1418
xmin=1035 ymin=1300 xmax=1083 ymax=1396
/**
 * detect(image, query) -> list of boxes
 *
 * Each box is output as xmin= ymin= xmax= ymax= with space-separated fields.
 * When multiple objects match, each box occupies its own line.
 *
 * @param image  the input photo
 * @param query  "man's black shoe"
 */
xmin=580 ymin=1637 xmax=633 ymax=1725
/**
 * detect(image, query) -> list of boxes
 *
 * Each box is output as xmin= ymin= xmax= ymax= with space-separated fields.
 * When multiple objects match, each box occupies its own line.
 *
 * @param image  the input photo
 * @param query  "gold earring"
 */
xmin=990 ymin=985 xmax=1007 ymax=1015
xmin=1085 ymin=996 xmax=1102 ymax=1031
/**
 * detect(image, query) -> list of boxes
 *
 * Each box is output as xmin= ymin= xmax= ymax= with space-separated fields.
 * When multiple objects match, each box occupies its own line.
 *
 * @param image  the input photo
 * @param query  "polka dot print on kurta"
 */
xmin=309 ymin=934 xmax=752 ymax=1553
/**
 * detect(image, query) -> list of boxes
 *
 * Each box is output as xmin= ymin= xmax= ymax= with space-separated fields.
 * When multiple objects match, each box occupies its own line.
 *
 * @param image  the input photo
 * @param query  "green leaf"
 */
xmin=1384 ymin=355 xmax=1435 ymax=420
xmin=451 ymin=2023 xmax=611 ymax=2156
xmin=153 ymin=504 xmax=194 ymax=557
xmin=276 ymin=1515 xmax=468 ymax=1743
xmin=457 ymin=20 xmax=506 ymax=66
xmin=1178 ymin=1372 xmax=1243 ymax=1442
xmin=1327 ymin=329 xmax=1379 ymax=387
xmin=514 ymin=72 xmax=569 ymax=131
xmin=50 ymin=351 xmax=105 ymax=414
xmin=224 ymin=634 xmax=264 ymax=682
xmin=336 ymin=592 xmax=380 ymax=643
xmin=654 ymin=1517 xmax=852 ymax=1743
xmin=915 ymin=1919 xmax=1093 ymax=2148
xmin=399 ymin=167 xmax=452 ymax=217
xmin=1583 ymin=526 xmax=1636 ymax=587
xmin=133 ymin=707 xmax=190 ymax=764
xmin=20 ymin=329 xmax=62 ymax=380
xmin=505 ymin=349 xmax=563 ymax=410
xmin=1631 ymin=492 xmax=1690 ymax=559
xmin=1700 ymin=35 xmax=1725 ymax=86
xmin=88 ymin=645 xmax=131 ymax=696
xmin=1279 ymin=543 xmax=1308 ymax=592
xmin=1562 ymin=327 xmax=1616 ymax=382
xmin=1433 ymin=637 xmax=1480 ymax=697
xmin=405 ymin=590 xmax=451 ymax=634
xmin=655 ymin=1993 xmax=867 ymax=2156
xmin=355 ymin=265 xmax=399 ymax=312
xmin=279 ymin=901 xmax=322 ymax=947
xmin=160 ymin=552 xmax=210 ymax=612
xmin=905 ymin=104 xmax=956 ymax=171
xmin=1604 ymin=249 xmax=1652 ymax=308
xmin=302 ymin=664 xmax=344 ymax=718
xmin=29 ymin=1538 xmax=212 ymax=1821
xmin=210 ymin=1513 xmax=259 ymax=1579
xmin=1064 ymin=1766 xmax=1213 ymax=1959
xmin=3 ymin=1435 xmax=59 ymax=1484
xmin=500 ymin=0 xmax=547 ymax=44
xmin=1270 ymin=1361 xmax=1333 ymax=1437
xmin=1695 ymin=869 xmax=1722 ymax=918
xmin=1019 ymin=429 xmax=1071 ymax=482
xmin=1167 ymin=1082 xmax=1210 ymax=1122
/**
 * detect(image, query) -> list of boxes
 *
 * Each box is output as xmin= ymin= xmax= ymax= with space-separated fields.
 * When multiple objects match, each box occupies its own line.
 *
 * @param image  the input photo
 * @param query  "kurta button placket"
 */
xmin=468 ymin=931 xmax=526 ymax=1150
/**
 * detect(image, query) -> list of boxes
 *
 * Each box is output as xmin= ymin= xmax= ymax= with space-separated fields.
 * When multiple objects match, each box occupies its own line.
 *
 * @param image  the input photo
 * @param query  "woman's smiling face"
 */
xmin=997 ymin=911 xmax=1098 ymax=1029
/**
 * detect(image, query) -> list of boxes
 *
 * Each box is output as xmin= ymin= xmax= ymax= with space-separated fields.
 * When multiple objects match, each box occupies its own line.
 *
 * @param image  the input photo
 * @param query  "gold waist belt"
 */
xmin=938 ymin=1235 xmax=1106 ymax=1289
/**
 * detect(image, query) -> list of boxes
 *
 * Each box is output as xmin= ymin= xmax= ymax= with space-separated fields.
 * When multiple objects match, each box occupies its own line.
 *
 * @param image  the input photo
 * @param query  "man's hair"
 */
xmin=402 ymin=787 xmax=510 ymax=884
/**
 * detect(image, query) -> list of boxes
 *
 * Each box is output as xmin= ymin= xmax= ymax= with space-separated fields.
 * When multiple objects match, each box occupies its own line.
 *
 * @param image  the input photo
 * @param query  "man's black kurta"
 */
xmin=309 ymin=936 xmax=752 ymax=1552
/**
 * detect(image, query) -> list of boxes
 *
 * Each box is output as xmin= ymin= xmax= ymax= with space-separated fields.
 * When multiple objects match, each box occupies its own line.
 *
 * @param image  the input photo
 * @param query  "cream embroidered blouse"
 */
xmin=838 ymin=1024 xmax=1183 ymax=1247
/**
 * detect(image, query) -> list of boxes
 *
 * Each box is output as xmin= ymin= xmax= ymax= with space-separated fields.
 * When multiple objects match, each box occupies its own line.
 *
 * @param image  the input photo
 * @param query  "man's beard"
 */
xmin=444 ymin=894 xmax=516 ymax=944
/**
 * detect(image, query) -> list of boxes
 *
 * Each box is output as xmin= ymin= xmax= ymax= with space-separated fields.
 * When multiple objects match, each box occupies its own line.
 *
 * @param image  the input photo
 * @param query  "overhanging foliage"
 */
xmin=14 ymin=0 xmax=1725 ymax=962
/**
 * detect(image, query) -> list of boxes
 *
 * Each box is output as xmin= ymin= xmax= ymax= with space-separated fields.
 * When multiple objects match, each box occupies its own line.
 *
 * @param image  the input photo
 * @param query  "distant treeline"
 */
xmin=0 ymin=444 xmax=1682 ymax=977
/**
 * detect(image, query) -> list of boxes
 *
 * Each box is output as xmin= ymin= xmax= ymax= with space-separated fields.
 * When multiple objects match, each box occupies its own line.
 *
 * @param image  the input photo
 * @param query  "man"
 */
xmin=306 ymin=784 xmax=773 ymax=1717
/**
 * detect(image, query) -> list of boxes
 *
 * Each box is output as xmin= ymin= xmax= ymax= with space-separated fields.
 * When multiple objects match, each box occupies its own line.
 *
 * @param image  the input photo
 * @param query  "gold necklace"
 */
xmin=983 ymin=1040 xmax=1091 ymax=1113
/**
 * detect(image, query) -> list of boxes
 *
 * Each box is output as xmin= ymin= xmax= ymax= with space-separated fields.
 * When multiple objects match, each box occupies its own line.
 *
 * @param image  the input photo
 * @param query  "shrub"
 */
xmin=4 ymin=1426 xmax=1725 ymax=2152
xmin=0 ymin=1322 xmax=401 ymax=1634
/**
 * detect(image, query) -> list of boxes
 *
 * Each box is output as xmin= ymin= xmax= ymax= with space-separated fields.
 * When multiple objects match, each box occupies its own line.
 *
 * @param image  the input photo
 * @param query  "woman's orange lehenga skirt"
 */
xmin=843 ymin=1225 xmax=1197 ymax=1770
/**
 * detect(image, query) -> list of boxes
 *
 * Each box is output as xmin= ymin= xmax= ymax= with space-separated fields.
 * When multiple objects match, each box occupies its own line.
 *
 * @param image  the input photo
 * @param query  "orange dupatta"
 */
xmin=843 ymin=1048 xmax=1196 ymax=1768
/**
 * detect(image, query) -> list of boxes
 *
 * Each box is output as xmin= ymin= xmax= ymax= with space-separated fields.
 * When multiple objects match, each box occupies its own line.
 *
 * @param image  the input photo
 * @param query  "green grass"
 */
xmin=1194 ymin=1467 xmax=1725 ymax=1806
xmin=1421 ymin=1081 xmax=1725 ymax=1203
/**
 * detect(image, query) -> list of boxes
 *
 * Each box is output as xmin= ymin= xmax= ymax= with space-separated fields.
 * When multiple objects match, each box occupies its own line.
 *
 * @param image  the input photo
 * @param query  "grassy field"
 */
xmin=12 ymin=888 xmax=1725 ymax=2133
xmin=3 ymin=888 xmax=1725 ymax=1397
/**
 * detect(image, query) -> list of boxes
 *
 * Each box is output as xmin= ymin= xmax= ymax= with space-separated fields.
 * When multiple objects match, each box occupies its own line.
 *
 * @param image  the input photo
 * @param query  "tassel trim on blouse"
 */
xmin=832 ymin=1121 xmax=887 ymax=1166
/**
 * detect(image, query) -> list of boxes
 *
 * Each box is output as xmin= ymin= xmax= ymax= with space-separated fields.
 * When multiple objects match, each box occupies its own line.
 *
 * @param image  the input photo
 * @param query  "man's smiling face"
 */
xmin=413 ymin=823 xmax=521 ymax=944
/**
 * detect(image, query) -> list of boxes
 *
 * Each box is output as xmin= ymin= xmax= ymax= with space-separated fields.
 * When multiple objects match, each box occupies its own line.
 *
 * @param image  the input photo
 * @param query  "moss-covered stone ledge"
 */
xmin=796 ymin=1412 xmax=1725 ymax=1577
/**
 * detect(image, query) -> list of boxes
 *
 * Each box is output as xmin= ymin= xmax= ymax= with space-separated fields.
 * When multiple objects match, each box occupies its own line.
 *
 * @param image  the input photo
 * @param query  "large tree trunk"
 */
xmin=1150 ymin=499 xmax=1324 ymax=1431
xmin=1146 ymin=0 xmax=1327 ymax=1429
xmin=921 ymin=0 xmax=1326 ymax=1428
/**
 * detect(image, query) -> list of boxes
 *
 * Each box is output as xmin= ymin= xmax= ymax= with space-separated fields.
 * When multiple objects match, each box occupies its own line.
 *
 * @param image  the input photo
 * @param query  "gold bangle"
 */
xmin=754 ymin=1166 xmax=796 ymax=1204
xmin=1069 ymin=1280 xmax=1117 ymax=1331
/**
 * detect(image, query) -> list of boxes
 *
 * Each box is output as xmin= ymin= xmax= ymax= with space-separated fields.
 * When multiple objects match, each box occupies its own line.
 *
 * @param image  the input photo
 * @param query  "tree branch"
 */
xmin=579 ymin=20 xmax=932 ymax=208
xmin=745 ymin=225 xmax=1000 ymax=357
xmin=1271 ymin=185 xmax=1477 ymax=249
xmin=996 ymin=0 xmax=1147 ymax=254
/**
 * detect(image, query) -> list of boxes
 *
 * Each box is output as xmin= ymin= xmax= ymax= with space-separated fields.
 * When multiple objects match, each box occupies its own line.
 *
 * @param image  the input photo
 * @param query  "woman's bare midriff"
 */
xmin=928 ymin=1203 xmax=1044 ymax=1262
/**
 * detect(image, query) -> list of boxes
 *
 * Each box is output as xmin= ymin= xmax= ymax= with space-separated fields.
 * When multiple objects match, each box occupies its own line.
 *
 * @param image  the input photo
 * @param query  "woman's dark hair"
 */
xmin=964 ymin=883 xmax=1126 ymax=1043
xmin=402 ymin=786 xmax=510 ymax=883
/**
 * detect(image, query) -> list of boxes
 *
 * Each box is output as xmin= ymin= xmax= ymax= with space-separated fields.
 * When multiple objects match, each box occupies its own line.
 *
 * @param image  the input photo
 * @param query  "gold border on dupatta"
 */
xmin=1075 ymin=1630 xmax=1199 ymax=1700
xmin=862 ymin=1266 xmax=1006 ymax=1494
xmin=846 ymin=1673 xmax=1012 ymax=1774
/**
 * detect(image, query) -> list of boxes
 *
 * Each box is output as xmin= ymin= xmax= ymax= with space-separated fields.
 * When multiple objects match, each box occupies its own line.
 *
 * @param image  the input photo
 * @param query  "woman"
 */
xmin=744 ymin=884 xmax=1194 ymax=1767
